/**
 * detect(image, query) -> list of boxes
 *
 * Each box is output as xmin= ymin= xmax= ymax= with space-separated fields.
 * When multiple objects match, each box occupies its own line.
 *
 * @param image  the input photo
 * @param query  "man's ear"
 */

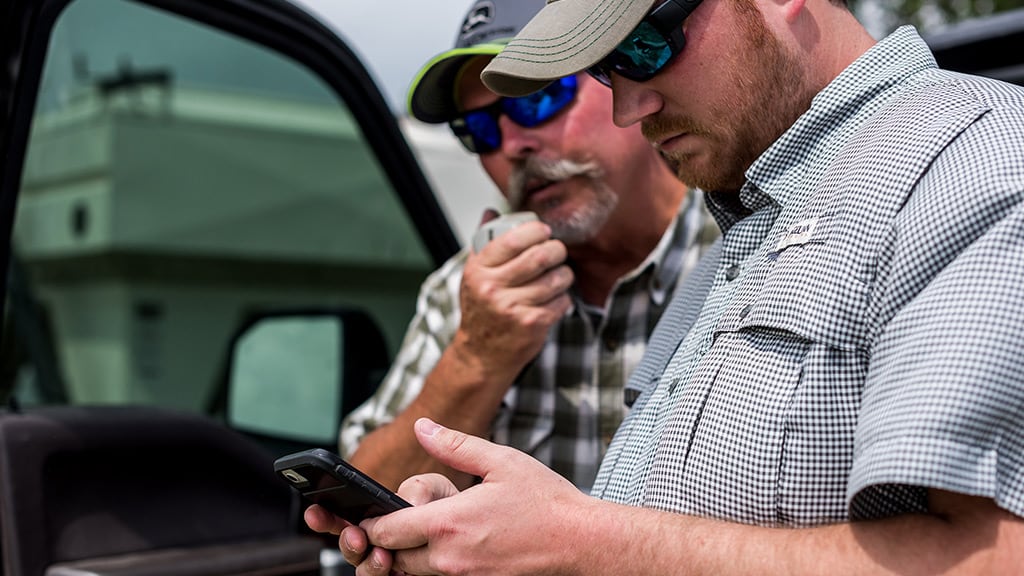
xmin=781 ymin=0 xmax=807 ymax=24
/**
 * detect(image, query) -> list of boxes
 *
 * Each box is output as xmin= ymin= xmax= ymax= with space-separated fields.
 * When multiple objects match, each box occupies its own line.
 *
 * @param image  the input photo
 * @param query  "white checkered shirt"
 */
xmin=341 ymin=191 xmax=716 ymax=490
xmin=592 ymin=26 xmax=1024 ymax=524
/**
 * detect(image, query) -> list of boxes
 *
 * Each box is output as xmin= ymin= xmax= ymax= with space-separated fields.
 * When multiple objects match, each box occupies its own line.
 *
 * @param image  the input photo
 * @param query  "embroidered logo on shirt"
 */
xmin=768 ymin=217 xmax=820 ymax=261
xmin=776 ymin=218 xmax=819 ymax=251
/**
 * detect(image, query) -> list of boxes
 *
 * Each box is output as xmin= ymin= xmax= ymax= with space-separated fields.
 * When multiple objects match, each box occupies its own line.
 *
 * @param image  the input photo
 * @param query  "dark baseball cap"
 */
xmin=406 ymin=0 xmax=546 ymax=123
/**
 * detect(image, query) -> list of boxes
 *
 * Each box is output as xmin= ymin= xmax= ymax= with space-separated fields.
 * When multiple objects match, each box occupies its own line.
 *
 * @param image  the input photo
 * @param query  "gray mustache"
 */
xmin=507 ymin=157 xmax=603 ymax=210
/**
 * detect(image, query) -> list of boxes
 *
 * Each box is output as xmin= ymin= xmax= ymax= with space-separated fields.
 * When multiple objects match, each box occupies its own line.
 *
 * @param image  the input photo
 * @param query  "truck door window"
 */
xmin=5 ymin=0 xmax=432 ymax=416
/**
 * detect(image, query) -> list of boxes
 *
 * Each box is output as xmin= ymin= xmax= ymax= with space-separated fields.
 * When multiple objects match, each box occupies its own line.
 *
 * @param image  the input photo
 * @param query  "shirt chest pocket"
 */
xmin=662 ymin=225 xmax=871 ymax=525
xmin=728 ymin=212 xmax=872 ymax=350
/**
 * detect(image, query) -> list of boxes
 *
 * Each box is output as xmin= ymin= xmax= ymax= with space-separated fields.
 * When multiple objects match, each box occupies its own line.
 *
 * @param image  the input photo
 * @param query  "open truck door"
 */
xmin=0 ymin=0 xmax=459 ymax=574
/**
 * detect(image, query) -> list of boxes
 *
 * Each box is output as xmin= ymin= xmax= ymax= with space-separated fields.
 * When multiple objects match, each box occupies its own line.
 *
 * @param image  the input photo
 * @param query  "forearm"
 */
xmin=358 ymin=423 xmax=1024 ymax=576
xmin=577 ymin=491 xmax=1022 ymax=576
xmin=348 ymin=342 xmax=519 ymax=491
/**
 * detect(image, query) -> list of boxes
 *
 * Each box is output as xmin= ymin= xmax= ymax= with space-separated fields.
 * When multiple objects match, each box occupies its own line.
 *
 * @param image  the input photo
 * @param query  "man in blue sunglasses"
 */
xmin=314 ymin=0 xmax=1024 ymax=572
xmin=337 ymin=0 xmax=715 ymax=493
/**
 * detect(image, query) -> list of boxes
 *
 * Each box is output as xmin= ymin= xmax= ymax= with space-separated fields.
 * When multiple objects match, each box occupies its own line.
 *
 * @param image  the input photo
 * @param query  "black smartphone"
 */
xmin=274 ymin=448 xmax=411 ymax=524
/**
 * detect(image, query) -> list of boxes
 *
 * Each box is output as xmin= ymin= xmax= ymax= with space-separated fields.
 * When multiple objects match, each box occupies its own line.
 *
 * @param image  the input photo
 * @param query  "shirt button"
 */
xmin=725 ymin=264 xmax=741 ymax=281
xmin=739 ymin=303 xmax=753 ymax=319
xmin=604 ymin=337 xmax=620 ymax=352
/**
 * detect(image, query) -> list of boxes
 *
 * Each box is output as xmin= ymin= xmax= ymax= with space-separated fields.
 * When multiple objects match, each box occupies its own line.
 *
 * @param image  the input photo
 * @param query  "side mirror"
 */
xmin=223 ymin=308 xmax=388 ymax=453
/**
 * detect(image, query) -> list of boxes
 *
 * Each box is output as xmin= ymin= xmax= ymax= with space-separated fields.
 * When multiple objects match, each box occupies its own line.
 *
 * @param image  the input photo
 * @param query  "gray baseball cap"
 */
xmin=481 ymin=0 xmax=654 ymax=97
xmin=407 ymin=0 xmax=547 ymax=123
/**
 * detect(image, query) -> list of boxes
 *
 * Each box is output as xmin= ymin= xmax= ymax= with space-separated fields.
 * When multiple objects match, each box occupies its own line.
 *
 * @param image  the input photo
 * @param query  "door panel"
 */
xmin=0 ymin=0 xmax=452 ymax=573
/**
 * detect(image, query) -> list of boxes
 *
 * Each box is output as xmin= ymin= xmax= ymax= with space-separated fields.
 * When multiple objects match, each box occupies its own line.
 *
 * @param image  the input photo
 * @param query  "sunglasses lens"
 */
xmin=617 ymin=22 xmax=673 ymax=78
xmin=463 ymin=111 xmax=501 ymax=153
xmin=450 ymin=76 xmax=578 ymax=154
xmin=449 ymin=112 xmax=500 ymax=154
xmin=586 ymin=3 xmax=688 ymax=86
xmin=502 ymin=76 xmax=578 ymax=127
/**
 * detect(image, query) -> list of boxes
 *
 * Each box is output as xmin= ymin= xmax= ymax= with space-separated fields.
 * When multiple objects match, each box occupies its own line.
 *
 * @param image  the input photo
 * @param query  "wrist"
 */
xmin=414 ymin=342 xmax=514 ymax=431
xmin=549 ymin=494 xmax=622 ymax=576
xmin=447 ymin=329 xmax=525 ymax=384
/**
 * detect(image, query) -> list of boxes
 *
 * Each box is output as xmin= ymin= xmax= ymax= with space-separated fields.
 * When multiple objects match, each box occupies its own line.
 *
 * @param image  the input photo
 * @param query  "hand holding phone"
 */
xmin=274 ymin=448 xmax=410 ymax=524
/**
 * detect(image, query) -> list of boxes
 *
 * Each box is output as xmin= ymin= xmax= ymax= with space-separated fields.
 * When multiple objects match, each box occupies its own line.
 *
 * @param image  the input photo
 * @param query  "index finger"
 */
xmin=360 ymin=505 xmax=431 ymax=552
xmin=304 ymin=503 xmax=351 ymax=535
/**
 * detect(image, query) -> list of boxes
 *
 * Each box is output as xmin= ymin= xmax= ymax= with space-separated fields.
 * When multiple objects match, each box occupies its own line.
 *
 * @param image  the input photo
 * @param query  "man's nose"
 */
xmin=611 ymin=74 xmax=662 ymax=128
xmin=497 ymin=114 xmax=542 ymax=159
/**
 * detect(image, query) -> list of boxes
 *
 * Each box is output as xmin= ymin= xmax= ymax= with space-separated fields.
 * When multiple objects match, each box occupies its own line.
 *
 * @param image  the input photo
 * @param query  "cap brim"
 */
xmin=481 ymin=0 xmax=652 ymax=97
xmin=407 ymin=43 xmax=508 ymax=123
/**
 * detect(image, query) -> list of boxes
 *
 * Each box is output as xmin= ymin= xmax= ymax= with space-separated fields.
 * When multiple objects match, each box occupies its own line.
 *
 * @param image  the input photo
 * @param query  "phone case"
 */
xmin=274 ymin=448 xmax=410 ymax=524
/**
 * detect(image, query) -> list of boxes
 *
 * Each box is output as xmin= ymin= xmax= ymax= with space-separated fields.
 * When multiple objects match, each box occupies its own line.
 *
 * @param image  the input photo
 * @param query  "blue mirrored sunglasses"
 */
xmin=587 ymin=0 xmax=703 ymax=87
xmin=449 ymin=75 xmax=578 ymax=154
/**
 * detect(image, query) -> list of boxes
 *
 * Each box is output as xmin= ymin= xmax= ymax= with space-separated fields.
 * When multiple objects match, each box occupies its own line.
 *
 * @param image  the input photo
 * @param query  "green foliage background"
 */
xmin=853 ymin=0 xmax=1024 ymax=35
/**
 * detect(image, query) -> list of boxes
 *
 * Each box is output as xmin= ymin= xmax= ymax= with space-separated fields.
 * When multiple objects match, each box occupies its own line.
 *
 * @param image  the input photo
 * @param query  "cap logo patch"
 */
xmin=462 ymin=1 xmax=495 ymax=34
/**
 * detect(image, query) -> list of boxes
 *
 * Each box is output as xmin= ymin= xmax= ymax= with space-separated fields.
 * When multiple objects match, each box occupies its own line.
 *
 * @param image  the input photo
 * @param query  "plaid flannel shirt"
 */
xmin=341 ymin=191 xmax=716 ymax=490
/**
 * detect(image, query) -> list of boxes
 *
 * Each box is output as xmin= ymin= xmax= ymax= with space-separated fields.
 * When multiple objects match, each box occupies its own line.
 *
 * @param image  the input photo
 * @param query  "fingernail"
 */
xmin=416 ymin=417 xmax=442 ymax=437
xmin=341 ymin=530 xmax=356 ymax=553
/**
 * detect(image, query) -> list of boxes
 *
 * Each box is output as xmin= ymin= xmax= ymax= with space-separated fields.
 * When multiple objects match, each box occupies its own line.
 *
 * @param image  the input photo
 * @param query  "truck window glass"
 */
xmin=3 ymin=0 xmax=433 ymax=421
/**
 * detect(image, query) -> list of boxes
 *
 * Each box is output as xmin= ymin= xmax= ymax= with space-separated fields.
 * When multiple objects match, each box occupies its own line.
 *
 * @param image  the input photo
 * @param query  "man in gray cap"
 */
xmin=338 ymin=0 xmax=713 ymax=492
xmin=312 ymin=0 xmax=1024 ymax=572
